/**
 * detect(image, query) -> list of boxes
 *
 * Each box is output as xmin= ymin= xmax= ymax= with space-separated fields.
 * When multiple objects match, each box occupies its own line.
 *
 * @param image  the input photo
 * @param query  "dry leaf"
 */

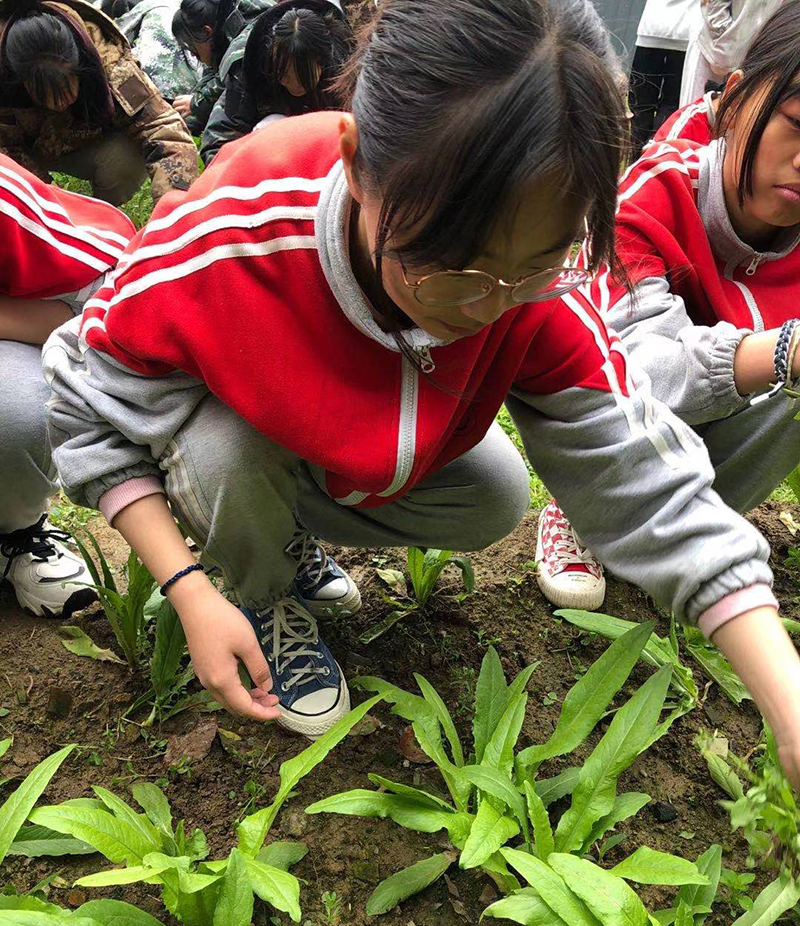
xmin=397 ymin=726 xmax=432 ymax=764
xmin=164 ymin=717 xmax=218 ymax=767
xmin=444 ymin=874 xmax=460 ymax=898
xmin=348 ymin=713 xmax=382 ymax=736
xmin=779 ymin=510 xmax=799 ymax=535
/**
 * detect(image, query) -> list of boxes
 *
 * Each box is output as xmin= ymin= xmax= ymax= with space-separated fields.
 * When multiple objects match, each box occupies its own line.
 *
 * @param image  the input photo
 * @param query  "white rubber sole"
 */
xmin=302 ymin=582 xmax=362 ymax=618
xmin=535 ymin=570 xmax=606 ymax=611
xmin=12 ymin=582 xmax=97 ymax=619
xmin=276 ymin=680 xmax=352 ymax=740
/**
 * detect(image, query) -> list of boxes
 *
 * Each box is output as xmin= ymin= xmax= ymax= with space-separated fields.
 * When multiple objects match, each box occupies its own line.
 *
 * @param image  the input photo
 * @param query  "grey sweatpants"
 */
xmin=0 ymin=341 xmax=57 ymax=534
xmin=696 ymin=392 xmax=800 ymax=513
xmin=161 ymin=394 xmax=531 ymax=610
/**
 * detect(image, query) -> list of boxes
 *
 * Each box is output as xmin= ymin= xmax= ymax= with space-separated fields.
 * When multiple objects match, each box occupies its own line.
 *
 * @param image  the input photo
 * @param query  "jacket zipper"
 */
xmin=724 ymin=259 xmax=765 ymax=332
xmin=377 ymin=354 xmax=420 ymax=498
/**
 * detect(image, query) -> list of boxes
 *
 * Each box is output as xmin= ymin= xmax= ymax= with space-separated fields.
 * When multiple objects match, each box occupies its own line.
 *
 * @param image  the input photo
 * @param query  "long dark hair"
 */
xmin=0 ymin=1 xmax=114 ymax=122
xmin=715 ymin=0 xmax=800 ymax=208
xmin=336 ymin=0 xmax=629 ymax=348
xmin=172 ymin=0 xmax=237 ymax=68
xmin=243 ymin=0 xmax=352 ymax=115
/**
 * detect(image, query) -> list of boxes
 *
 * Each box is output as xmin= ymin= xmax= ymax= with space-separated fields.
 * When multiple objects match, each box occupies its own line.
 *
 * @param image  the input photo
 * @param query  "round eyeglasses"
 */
xmin=399 ymin=264 xmax=591 ymax=308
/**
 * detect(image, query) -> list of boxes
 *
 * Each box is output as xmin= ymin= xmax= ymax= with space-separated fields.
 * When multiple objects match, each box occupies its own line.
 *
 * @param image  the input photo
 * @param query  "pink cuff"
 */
xmin=99 ymin=476 xmax=165 ymax=525
xmin=698 ymin=584 xmax=779 ymax=639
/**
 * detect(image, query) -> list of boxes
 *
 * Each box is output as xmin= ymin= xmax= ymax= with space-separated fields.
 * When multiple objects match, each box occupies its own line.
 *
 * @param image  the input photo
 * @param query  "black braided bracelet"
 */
xmin=160 ymin=563 xmax=204 ymax=596
xmin=773 ymin=319 xmax=798 ymax=383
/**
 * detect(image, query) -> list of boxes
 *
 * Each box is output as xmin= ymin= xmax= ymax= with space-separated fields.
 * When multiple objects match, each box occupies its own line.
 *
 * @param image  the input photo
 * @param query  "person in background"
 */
xmin=680 ymin=0 xmax=785 ymax=106
xmin=0 ymin=151 xmax=134 ymax=617
xmin=200 ymin=0 xmax=351 ymax=164
xmin=652 ymin=78 xmax=722 ymax=146
xmin=116 ymin=0 xmax=201 ymax=101
xmin=0 ymin=0 xmax=198 ymax=205
xmin=170 ymin=0 xmax=273 ymax=138
xmin=538 ymin=2 xmax=800 ymax=650
xmin=628 ymin=0 xmax=699 ymax=152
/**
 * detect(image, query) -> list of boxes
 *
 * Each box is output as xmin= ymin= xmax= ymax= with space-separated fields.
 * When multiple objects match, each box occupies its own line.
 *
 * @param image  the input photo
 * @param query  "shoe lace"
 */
xmin=0 ymin=515 xmax=69 ymax=578
xmin=548 ymin=511 xmax=597 ymax=570
xmin=257 ymin=598 xmax=328 ymax=692
xmin=285 ymin=529 xmax=335 ymax=585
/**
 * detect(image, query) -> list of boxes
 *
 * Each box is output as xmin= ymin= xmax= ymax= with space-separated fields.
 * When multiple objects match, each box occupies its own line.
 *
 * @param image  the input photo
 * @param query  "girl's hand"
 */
xmin=712 ymin=606 xmax=800 ymax=789
xmin=173 ymin=95 xmax=192 ymax=117
xmin=170 ymin=572 xmax=281 ymax=722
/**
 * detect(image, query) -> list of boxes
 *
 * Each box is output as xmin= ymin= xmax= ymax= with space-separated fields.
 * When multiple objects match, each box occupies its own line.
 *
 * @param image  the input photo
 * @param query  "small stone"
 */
xmin=352 ymin=860 xmax=380 ymax=883
xmin=46 ymin=687 xmax=73 ymax=719
xmin=651 ymin=801 xmax=679 ymax=823
xmin=277 ymin=807 xmax=307 ymax=838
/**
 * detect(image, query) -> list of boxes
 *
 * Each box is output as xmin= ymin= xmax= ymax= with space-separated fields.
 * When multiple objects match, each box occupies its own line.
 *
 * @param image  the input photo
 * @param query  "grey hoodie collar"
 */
xmin=697 ymin=138 xmax=800 ymax=269
xmin=315 ymin=159 xmax=450 ymax=353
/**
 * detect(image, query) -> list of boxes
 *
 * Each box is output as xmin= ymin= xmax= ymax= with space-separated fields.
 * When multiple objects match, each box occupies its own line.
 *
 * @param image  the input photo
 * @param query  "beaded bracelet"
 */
xmin=160 ymin=563 xmax=205 ymax=596
xmin=751 ymin=318 xmax=800 ymax=405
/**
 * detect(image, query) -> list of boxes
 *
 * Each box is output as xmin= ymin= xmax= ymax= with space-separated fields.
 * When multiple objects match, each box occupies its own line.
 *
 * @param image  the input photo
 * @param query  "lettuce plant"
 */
xmin=308 ymin=624 xmax=707 ymax=918
xmin=27 ymin=697 xmax=381 ymax=925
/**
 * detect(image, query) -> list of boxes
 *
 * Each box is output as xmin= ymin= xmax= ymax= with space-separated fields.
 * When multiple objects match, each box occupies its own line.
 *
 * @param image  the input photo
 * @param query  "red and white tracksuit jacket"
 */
xmin=652 ymin=93 xmax=716 ymax=147
xmin=43 ymin=112 xmax=775 ymax=625
xmin=0 ymin=153 xmax=134 ymax=305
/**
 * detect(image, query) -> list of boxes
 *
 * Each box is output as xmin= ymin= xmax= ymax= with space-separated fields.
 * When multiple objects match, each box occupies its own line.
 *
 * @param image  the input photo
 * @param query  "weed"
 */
xmin=320 ymin=890 xmax=343 ymax=926
xmin=308 ymin=623 xmax=704 ymax=920
xmin=47 ymin=493 xmax=95 ymax=535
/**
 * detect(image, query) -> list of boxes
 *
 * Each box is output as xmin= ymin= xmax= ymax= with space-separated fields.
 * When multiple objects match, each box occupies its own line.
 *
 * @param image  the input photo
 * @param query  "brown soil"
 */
xmin=1 ymin=502 xmax=798 ymax=925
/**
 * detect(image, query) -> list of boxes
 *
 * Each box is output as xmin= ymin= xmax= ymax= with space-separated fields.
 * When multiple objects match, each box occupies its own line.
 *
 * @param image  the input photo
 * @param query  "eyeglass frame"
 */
xmin=398 ymin=260 xmax=592 ymax=308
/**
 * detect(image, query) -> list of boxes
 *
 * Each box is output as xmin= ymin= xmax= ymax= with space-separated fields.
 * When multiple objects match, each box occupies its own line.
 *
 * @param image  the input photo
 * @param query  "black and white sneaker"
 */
xmin=0 ymin=515 xmax=97 ymax=618
xmin=243 ymin=597 xmax=350 ymax=739
xmin=287 ymin=530 xmax=361 ymax=617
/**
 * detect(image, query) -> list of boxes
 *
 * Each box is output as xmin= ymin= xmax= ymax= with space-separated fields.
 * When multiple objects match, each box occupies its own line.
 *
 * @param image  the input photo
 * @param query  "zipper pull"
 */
xmin=745 ymin=255 xmax=762 ymax=276
xmin=416 ymin=345 xmax=436 ymax=373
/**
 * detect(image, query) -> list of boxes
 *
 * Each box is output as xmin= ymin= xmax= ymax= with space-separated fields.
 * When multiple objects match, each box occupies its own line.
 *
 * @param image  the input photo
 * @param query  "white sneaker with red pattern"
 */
xmin=535 ymin=500 xmax=605 ymax=610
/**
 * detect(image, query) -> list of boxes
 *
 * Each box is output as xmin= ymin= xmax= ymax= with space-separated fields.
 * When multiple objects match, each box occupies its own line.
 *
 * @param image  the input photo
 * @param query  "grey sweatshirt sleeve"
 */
xmin=46 ymin=272 xmax=110 ymax=317
xmin=42 ymin=315 xmax=209 ymax=509
xmin=506 ymin=370 xmax=773 ymax=625
xmin=607 ymin=276 xmax=750 ymax=425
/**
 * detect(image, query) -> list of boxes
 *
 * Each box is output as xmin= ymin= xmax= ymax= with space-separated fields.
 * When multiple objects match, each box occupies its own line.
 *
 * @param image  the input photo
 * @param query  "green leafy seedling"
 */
xmin=309 ymin=623 xmax=706 ymax=918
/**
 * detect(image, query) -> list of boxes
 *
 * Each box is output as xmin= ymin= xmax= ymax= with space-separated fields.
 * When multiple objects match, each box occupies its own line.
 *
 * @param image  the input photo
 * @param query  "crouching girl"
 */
xmin=43 ymin=0 xmax=800 ymax=788
xmin=0 ymin=151 xmax=134 ymax=616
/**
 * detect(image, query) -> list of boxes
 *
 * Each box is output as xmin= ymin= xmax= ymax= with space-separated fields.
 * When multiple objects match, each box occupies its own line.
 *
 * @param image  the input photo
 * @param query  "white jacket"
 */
xmin=697 ymin=0 xmax=785 ymax=71
xmin=637 ymin=0 xmax=700 ymax=52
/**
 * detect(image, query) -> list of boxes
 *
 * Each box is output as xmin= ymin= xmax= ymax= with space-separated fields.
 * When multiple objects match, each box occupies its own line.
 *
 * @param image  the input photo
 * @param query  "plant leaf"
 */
xmin=414 ymin=673 xmax=464 ymax=767
xmin=676 ymin=844 xmax=722 ymax=924
xmin=256 ymin=841 xmax=308 ymax=871
xmin=131 ymin=782 xmax=173 ymax=838
xmin=554 ymin=667 xmax=671 ymax=853
xmin=460 ymin=799 xmax=519 ymax=869
xmin=0 ymin=738 xmax=10 ymax=760
xmin=449 ymin=555 xmax=475 ymax=595
xmin=518 ymin=623 xmax=655 ymax=774
xmin=523 ymin=781 xmax=554 ymax=861
xmin=59 ymin=626 xmax=124 ymax=664
xmin=76 ymin=899 xmax=168 ymax=926
xmin=150 ymin=596 xmax=187 ymax=700
xmin=548 ymin=853 xmax=648 ymax=926
xmin=237 ymin=695 xmax=382 ymax=856
xmin=583 ymin=793 xmax=651 ymax=853
xmin=535 ymin=768 xmax=581 ymax=807
xmin=0 ymin=744 xmax=75 ymax=866
xmin=730 ymin=874 xmax=800 ymax=926
xmin=306 ymin=789 xmax=454 ymax=834
xmin=75 ymin=865 xmax=168 ymax=887
xmin=484 ymin=689 xmax=529 ymax=779
xmin=367 ymin=774 xmax=454 ymax=811
xmin=611 ymin=847 xmax=708 ymax=886
xmin=213 ymin=848 xmax=253 ymax=926
xmin=674 ymin=900 xmax=694 ymax=926
xmin=682 ymin=628 xmax=750 ymax=705
xmin=29 ymin=804 xmax=154 ymax=864
xmin=482 ymin=888 xmax=570 ymax=925
xmin=244 ymin=857 xmax=301 ymax=923
xmin=366 ymin=852 xmax=455 ymax=916
xmin=474 ymin=647 xmax=509 ymax=764
xmin=500 ymin=848 xmax=601 ymax=926
xmin=459 ymin=766 xmax=529 ymax=842
xmin=92 ymin=786 xmax=161 ymax=849
xmin=0 ymin=914 xmax=102 ymax=926
xmin=9 ymin=823 xmax=94 ymax=857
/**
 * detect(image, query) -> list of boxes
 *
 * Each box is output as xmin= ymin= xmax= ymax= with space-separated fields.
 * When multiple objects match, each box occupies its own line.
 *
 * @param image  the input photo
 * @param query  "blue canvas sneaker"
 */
xmin=243 ymin=597 xmax=350 ymax=738
xmin=286 ymin=530 xmax=361 ymax=617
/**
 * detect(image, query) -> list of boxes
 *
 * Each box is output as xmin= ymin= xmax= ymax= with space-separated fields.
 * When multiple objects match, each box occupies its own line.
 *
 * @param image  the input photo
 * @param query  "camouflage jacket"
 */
xmin=185 ymin=0 xmax=273 ymax=137
xmin=0 ymin=0 xmax=198 ymax=200
xmin=117 ymin=0 xmax=201 ymax=101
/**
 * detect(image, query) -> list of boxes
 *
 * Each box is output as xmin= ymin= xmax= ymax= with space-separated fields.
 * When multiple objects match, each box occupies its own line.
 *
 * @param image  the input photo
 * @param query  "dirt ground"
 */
xmin=1 ymin=502 xmax=798 ymax=925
